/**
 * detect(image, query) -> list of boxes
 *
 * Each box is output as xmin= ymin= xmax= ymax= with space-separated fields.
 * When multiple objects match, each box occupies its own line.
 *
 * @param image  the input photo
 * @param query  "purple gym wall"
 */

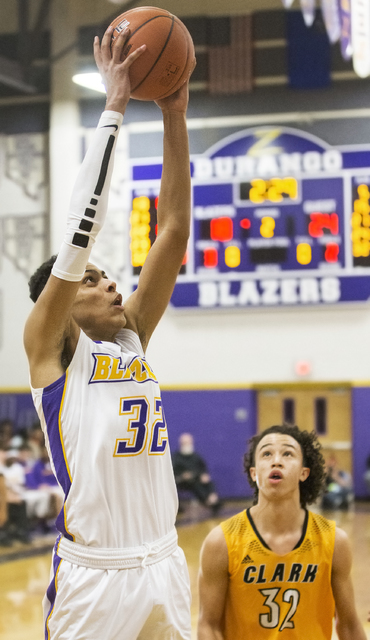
xmin=352 ymin=386 xmax=370 ymax=499
xmin=162 ymin=388 xmax=256 ymax=498
xmin=0 ymin=392 xmax=38 ymax=432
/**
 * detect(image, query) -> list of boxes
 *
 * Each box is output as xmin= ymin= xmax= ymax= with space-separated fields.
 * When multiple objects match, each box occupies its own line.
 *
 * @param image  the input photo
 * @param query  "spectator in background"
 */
xmin=0 ymin=445 xmax=61 ymax=541
xmin=18 ymin=443 xmax=35 ymax=473
xmin=9 ymin=433 xmax=25 ymax=449
xmin=27 ymin=422 xmax=44 ymax=461
xmin=0 ymin=447 xmax=10 ymax=546
xmin=2 ymin=449 xmax=30 ymax=543
xmin=0 ymin=419 xmax=13 ymax=449
xmin=0 ymin=434 xmax=62 ymax=543
xmin=25 ymin=445 xmax=63 ymax=530
xmin=363 ymin=455 xmax=370 ymax=495
xmin=172 ymin=433 xmax=222 ymax=515
xmin=322 ymin=453 xmax=354 ymax=510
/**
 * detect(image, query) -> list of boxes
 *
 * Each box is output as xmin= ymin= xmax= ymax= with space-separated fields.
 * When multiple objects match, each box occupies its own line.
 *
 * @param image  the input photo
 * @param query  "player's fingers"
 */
xmin=123 ymin=44 xmax=146 ymax=68
xmin=93 ymin=36 xmax=102 ymax=68
xmin=100 ymin=25 xmax=114 ymax=59
xmin=111 ymin=28 xmax=130 ymax=63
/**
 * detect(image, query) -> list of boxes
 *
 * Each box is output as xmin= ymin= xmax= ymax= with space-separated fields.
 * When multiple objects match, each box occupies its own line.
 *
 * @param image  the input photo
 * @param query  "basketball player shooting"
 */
xmin=24 ymin=26 xmax=194 ymax=640
xmin=197 ymin=425 xmax=366 ymax=640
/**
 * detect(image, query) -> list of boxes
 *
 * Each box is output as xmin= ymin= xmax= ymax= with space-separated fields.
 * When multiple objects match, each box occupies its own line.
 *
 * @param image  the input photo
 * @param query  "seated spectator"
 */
xmin=1 ymin=444 xmax=62 ymax=540
xmin=17 ymin=443 xmax=35 ymax=474
xmin=363 ymin=455 xmax=370 ymax=495
xmin=322 ymin=453 xmax=354 ymax=510
xmin=2 ymin=449 xmax=30 ymax=543
xmin=0 ymin=419 xmax=13 ymax=450
xmin=0 ymin=440 xmax=64 ymax=543
xmin=172 ymin=433 xmax=222 ymax=515
xmin=25 ymin=445 xmax=63 ymax=530
xmin=27 ymin=422 xmax=44 ymax=462
xmin=0 ymin=448 xmax=10 ymax=546
xmin=9 ymin=433 xmax=25 ymax=448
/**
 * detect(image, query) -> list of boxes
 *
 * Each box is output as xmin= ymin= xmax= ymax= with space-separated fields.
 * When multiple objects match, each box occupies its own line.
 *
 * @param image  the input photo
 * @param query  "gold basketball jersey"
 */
xmin=220 ymin=509 xmax=335 ymax=640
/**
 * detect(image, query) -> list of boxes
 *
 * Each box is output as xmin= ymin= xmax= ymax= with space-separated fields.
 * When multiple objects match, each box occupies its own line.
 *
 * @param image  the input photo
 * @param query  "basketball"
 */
xmin=109 ymin=6 xmax=195 ymax=101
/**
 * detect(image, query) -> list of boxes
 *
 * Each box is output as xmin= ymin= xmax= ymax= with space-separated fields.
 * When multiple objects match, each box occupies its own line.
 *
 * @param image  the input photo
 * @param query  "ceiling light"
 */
xmin=72 ymin=72 xmax=106 ymax=94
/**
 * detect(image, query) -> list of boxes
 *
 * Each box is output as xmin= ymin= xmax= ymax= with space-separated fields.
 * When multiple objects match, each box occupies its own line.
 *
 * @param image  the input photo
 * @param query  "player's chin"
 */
xmin=110 ymin=306 xmax=126 ymax=326
xmin=119 ymin=311 xmax=127 ymax=327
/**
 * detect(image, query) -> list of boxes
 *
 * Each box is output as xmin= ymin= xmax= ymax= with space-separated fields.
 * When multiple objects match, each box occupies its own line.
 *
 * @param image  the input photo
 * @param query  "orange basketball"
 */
xmin=110 ymin=6 xmax=195 ymax=101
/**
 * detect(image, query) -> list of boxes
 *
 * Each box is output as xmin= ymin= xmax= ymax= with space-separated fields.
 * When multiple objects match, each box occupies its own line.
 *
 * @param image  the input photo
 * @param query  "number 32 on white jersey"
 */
xmin=113 ymin=396 xmax=168 ymax=457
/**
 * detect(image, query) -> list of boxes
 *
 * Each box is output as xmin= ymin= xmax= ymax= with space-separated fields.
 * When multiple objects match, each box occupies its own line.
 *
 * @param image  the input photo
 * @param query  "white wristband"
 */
xmin=52 ymin=110 xmax=124 ymax=282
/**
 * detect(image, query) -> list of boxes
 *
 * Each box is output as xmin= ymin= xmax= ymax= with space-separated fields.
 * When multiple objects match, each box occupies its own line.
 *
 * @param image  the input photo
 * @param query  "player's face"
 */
xmin=250 ymin=433 xmax=310 ymax=502
xmin=71 ymin=263 xmax=126 ymax=340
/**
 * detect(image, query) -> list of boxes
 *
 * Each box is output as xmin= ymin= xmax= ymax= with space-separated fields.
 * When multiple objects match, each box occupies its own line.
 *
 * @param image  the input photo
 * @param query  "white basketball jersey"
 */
xmin=31 ymin=328 xmax=178 ymax=548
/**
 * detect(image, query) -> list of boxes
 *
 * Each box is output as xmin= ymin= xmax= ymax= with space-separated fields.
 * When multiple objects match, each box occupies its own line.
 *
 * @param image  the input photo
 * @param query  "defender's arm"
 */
xmin=197 ymin=525 xmax=229 ymax=640
xmin=332 ymin=526 xmax=366 ymax=640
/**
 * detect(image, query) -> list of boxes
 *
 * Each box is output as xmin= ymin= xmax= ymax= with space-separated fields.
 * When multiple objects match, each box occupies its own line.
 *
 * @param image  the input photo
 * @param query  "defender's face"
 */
xmin=71 ymin=264 xmax=126 ymax=340
xmin=249 ymin=433 xmax=310 ymax=501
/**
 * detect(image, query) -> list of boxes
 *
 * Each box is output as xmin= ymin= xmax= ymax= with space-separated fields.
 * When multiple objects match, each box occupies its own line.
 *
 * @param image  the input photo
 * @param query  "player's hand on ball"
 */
xmin=155 ymin=58 xmax=196 ymax=114
xmin=94 ymin=26 xmax=146 ymax=113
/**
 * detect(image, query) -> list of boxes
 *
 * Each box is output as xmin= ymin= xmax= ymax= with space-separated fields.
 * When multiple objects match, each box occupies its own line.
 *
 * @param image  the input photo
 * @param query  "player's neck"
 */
xmin=82 ymin=326 xmax=118 ymax=343
xmin=250 ymin=498 xmax=307 ymax=554
xmin=251 ymin=494 xmax=305 ymax=534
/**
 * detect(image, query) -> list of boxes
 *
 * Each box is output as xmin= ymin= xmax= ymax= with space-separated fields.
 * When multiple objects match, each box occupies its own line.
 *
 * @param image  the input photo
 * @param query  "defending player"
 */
xmin=197 ymin=424 xmax=366 ymax=640
xmin=24 ymin=26 xmax=193 ymax=640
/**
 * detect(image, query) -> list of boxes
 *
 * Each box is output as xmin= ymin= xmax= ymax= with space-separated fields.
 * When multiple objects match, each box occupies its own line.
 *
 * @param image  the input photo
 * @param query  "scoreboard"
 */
xmin=129 ymin=126 xmax=370 ymax=309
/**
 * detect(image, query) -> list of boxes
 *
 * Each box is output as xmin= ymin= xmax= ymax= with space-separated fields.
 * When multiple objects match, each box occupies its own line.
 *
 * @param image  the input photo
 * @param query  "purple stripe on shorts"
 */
xmin=42 ymin=374 xmax=73 ymax=540
xmin=45 ymin=538 xmax=62 ymax=640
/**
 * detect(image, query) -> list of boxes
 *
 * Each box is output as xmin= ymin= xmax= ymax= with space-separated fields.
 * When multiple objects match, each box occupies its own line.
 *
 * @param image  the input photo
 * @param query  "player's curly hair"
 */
xmin=243 ymin=424 xmax=326 ymax=508
xmin=28 ymin=255 xmax=57 ymax=302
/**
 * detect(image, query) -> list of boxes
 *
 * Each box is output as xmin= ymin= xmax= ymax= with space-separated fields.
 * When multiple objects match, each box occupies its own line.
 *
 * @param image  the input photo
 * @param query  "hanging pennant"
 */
xmin=299 ymin=0 xmax=316 ymax=26
xmin=338 ymin=0 xmax=352 ymax=59
xmin=320 ymin=0 xmax=342 ymax=42
xmin=351 ymin=0 xmax=370 ymax=77
xmin=286 ymin=9 xmax=331 ymax=88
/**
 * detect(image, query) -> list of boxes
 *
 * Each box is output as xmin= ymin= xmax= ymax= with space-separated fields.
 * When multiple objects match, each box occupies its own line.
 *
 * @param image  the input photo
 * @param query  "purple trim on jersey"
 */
xmin=41 ymin=374 xmax=73 ymax=540
xmin=44 ymin=537 xmax=62 ymax=640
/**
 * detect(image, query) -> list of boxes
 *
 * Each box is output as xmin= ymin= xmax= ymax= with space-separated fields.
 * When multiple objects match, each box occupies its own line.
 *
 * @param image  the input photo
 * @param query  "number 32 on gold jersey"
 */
xmin=113 ymin=397 xmax=168 ymax=457
xmin=259 ymin=587 xmax=300 ymax=631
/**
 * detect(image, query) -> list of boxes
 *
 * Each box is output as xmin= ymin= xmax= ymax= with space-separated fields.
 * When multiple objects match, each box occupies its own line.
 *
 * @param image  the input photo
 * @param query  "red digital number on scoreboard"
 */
xmin=325 ymin=243 xmax=339 ymax=263
xmin=308 ymin=213 xmax=339 ymax=237
xmin=210 ymin=217 xmax=233 ymax=242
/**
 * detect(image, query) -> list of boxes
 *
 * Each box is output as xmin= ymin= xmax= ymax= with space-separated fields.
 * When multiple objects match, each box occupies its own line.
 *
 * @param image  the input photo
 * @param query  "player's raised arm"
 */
xmin=24 ymin=28 xmax=146 ymax=389
xmin=124 ymin=73 xmax=194 ymax=351
xmin=197 ymin=526 xmax=229 ymax=640
xmin=331 ymin=527 xmax=366 ymax=640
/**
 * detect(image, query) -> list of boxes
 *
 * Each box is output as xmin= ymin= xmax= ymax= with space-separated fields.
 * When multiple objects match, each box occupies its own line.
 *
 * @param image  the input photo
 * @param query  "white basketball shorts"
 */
xmin=43 ymin=530 xmax=191 ymax=640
